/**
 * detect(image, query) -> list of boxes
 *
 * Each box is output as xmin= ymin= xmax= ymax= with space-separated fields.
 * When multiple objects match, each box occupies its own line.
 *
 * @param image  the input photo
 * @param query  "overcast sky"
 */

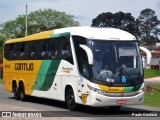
xmin=0 ymin=0 xmax=160 ymax=26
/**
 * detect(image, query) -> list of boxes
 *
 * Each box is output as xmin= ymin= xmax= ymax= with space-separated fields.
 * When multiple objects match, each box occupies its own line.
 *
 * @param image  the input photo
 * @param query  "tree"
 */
xmin=0 ymin=9 xmax=80 ymax=40
xmin=91 ymin=11 xmax=140 ymax=38
xmin=28 ymin=9 xmax=79 ymax=34
xmin=137 ymin=8 xmax=160 ymax=46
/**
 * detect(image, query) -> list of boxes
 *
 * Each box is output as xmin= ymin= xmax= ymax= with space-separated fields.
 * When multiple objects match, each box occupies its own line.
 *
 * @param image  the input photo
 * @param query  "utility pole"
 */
xmin=25 ymin=4 xmax=28 ymax=36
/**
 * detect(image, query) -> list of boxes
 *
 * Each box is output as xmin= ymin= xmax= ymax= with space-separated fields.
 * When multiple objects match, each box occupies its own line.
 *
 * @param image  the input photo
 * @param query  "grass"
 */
xmin=143 ymin=69 xmax=160 ymax=107
xmin=144 ymin=69 xmax=160 ymax=79
xmin=147 ymin=84 xmax=160 ymax=90
xmin=144 ymin=92 xmax=160 ymax=108
xmin=144 ymin=84 xmax=160 ymax=108
xmin=0 ymin=78 xmax=3 ymax=84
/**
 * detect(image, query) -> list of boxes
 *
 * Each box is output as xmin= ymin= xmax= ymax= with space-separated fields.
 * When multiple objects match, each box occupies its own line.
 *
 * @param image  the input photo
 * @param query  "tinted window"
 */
xmin=17 ymin=42 xmax=25 ymax=59
xmin=49 ymin=38 xmax=59 ymax=59
xmin=72 ymin=36 xmax=89 ymax=79
xmin=4 ymin=36 xmax=73 ymax=64
xmin=58 ymin=36 xmax=73 ymax=64
xmin=26 ymin=41 xmax=38 ymax=59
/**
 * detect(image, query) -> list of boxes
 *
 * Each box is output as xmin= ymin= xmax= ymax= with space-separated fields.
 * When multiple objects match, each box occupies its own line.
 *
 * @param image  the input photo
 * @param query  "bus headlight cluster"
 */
xmin=87 ymin=85 xmax=108 ymax=96
xmin=137 ymin=87 xmax=144 ymax=94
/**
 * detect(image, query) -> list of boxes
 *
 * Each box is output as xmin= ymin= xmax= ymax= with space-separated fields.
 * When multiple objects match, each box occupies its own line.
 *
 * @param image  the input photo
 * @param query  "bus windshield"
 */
xmin=88 ymin=40 xmax=143 ymax=86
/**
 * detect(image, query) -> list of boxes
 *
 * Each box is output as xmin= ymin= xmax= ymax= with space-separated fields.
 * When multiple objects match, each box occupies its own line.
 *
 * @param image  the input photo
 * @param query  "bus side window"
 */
xmin=45 ymin=40 xmax=50 ymax=59
xmin=39 ymin=40 xmax=50 ymax=60
xmin=72 ymin=36 xmax=89 ymax=79
xmin=59 ymin=37 xmax=73 ymax=64
xmin=4 ymin=44 xmax=11 ymax=60
xmin=49 ymin=39 xmax=58 ymax=59
xmin=81 ymin=50 xmax=89 ymax=79
xmin=26 ymin=41 xmax=37 ymax=60
xmin=40 ymin=40 xmax=45 ymax=59
xmin=5 ymin=43 xmax=19 ymax=60
xmin=9 ymin=43 xmax=15 ymax=60
xmin=25 ymin=42 xmax=30 ymax=59
xmin=18 ymin=42 xmax=25 ymax=60
xmin=12 ymin=43 xmax=18 ymax=60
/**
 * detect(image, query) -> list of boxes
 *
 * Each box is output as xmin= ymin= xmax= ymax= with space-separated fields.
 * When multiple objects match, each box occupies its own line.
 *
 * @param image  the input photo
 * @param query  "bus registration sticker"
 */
xmin=80 ymin=94 xmax=89 ymax=104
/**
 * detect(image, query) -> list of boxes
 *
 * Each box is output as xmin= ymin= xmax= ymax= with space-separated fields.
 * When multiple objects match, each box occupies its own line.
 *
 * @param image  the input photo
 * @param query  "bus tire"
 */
xmin=19 ymin=83 xmax=26 ymax=101
xmin=66 ymin=88 xmax=77 ymax=111
xmin=12 ymin=82 xmax=20 ymax=100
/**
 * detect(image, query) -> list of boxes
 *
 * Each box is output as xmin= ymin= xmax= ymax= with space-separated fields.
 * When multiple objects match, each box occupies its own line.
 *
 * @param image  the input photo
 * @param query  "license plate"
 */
xmin=117 ymin=99 xmax=127 ymax=104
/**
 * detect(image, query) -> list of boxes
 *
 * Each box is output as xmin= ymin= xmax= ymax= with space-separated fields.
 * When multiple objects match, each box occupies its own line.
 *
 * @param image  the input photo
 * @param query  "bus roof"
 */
xmin=55 ymin=26 xmax=136 ymax=40
xmin=5 ymin=26 xmax=136 ymax=44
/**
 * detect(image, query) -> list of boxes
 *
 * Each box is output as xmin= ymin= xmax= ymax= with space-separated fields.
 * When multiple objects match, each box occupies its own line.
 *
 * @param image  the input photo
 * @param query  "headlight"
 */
xmin=137 ymin=87 xmax=144 ymax=94
xmin=87 ymin=84 xmax=108 ymax=96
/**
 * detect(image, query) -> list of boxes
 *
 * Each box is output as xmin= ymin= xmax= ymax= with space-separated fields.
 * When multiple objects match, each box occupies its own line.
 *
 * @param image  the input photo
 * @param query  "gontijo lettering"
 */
xmin=15 ymin=63 xmax=34 ymax=71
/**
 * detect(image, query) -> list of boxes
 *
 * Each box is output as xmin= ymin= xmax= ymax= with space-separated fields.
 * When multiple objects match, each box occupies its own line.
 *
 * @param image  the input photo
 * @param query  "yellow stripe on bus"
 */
xmin=5 ymin=30 xmax=54 ymax=44
xmin=97 ymin=84 xmax=124 ymax=92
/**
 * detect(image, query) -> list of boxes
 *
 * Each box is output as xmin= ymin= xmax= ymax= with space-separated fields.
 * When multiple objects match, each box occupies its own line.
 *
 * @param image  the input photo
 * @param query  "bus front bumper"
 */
xmin=90 ymin=92 xmax=144 ymax=107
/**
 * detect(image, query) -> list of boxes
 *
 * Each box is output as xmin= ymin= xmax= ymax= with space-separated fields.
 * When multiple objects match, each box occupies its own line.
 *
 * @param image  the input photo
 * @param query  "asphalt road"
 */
xmin=0 ymin=84 xmax=160 ymax=119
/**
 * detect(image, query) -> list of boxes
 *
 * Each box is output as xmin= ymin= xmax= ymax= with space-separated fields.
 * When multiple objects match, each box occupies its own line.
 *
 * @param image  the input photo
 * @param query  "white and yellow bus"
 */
xmin=3 ymin=26 xmax=144 ymax=110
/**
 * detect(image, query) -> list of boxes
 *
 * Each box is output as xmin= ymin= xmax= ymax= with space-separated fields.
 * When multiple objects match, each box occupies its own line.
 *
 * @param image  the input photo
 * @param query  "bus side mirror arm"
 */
xmin=79 ymin=44 xmax=93 ymax=65
xmin=139 ymin=46 xmax=152 ymax=66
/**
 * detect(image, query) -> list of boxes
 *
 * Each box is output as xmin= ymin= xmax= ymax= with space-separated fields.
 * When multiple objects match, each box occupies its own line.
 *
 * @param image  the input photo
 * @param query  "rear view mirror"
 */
xmin=79 ymin=44 xmax=93 ymax=65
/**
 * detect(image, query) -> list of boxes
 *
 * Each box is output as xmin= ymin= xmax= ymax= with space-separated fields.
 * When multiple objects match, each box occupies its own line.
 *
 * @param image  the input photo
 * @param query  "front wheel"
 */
xmin=66 ymin=89 xmax=77 ymax=111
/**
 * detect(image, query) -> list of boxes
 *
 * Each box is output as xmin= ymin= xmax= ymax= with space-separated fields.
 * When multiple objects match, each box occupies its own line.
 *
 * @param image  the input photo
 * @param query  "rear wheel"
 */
xmin=19 ymin=83 xmax=26 ymax=101
xmin=12 ymin=83 xmax=20 ymax=100
xmin=66 ymin=89 xmax=77 ymax=111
